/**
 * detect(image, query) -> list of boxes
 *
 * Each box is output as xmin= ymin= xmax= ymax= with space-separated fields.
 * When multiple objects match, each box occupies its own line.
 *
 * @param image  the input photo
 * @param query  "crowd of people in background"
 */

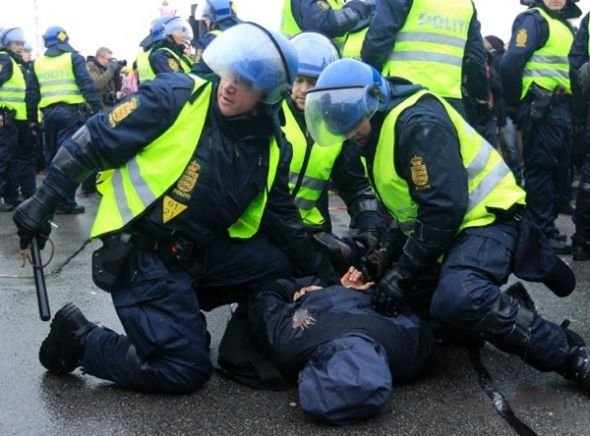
xmin=2 ymin=0 xmax=590 ymax=427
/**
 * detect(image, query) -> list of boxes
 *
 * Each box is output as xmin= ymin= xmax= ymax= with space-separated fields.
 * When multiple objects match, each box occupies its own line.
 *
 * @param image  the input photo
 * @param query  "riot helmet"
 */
xmin=305 ymin=58 xmax=390 ymax=146
xmin=0 ymin=28 xmax=26 ymax=52
xmin=203 ymin=22 xmax=298 ymax=105
xmin=42 ymin=26 xmax=75 ymax=51
xmin=291 ymin=32 xmax=340 ymax=79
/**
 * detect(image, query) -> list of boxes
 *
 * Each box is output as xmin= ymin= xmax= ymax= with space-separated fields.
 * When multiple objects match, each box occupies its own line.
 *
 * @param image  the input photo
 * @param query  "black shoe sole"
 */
xmin=39 ymin=303 xmax=83 ymax=374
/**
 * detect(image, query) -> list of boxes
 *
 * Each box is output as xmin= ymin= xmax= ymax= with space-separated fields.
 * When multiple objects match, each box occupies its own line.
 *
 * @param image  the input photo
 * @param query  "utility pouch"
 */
xmin=92 ymin=234 xmax=134 ymax=292
xmin=528 ymin=86 xmax=553 ymax=122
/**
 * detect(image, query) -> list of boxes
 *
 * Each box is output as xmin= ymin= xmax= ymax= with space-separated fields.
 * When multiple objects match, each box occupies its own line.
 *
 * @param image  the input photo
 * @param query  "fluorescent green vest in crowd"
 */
xmin=341 ymin=27 xmax=368 ymax=60
xmin=283 ymin=101 xmax=342 ymax=226
xmin=280 ymin=0 xmax=346 ymax=48
xmin=370 ymin=90 xmax=525 ymax=235
xmin=91 ymin=76 xmax=280 ymax=239
xmin=0 ymin=52 xmax=26 ymax=120
xmin=521 ymin=7 xmax=573 ymax=98
xmin=136 ymin=47 xmax=191 ymax=84
xmin=34 ymin=52 xmax=86 ymax=108
xmin=383 ymin=0 xmax=473 ymax=99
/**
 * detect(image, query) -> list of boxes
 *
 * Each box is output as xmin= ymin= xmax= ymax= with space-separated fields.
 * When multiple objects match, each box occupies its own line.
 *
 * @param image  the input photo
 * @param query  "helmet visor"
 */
xmin=305 ymin=86 xmax=379 ymax=147
xmin=166 ymin=18 xmax=193 ymax=42
xmin=203 ymin=23 xmax=291 ymax=104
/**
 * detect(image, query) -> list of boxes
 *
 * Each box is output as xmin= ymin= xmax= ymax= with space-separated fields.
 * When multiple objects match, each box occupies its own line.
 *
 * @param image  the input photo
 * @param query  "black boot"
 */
xmin=39 ymin=303 xmax=96 ymax=374
xmin=558 ymin=321 xmax=590 ymax=392
xmin=572 ymin=234 xmax=590 ymax=261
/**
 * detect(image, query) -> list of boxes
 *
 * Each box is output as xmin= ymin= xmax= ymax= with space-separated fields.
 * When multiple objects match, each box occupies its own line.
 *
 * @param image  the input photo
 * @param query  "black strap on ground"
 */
xmin=48 ymin=239 xmax=92 ymax=278
xmin=469 ymin=347 xmax=537 ymax=436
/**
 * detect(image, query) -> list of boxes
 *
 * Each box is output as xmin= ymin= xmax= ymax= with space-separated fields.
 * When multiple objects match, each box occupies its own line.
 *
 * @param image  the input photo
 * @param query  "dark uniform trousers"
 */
xmin=11 ymin=120 xmax=37 ymax=199
xmin=521 ymin=102 xmax=572 ymax=237
xmin=574 ymin=147 xmax=590 ymax=239
xmin=43 ymin=104 xmax=86 ymax=207
xmin=430 ymin=217 xmax=569 ymax=372
xmin=81 ymin=235 xmax=293 ymax=394
xmin=0 ymin=121 xmax=18 ymax=202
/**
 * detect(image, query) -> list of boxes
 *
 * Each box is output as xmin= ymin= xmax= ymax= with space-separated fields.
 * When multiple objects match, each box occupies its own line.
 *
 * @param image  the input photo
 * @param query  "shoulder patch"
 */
xmin=108 ymin=96 xmax=140 ymax=128
xmin=168 ymin=58 xmax=180 ymax=72
xmin=410 ymin=155 xmax=431 ymax=190
xmin=316 ymin=0 xmax=331 ymax=10
xmin=194 ymin=48 xmax=203 ymax=64
xmin=515 ymin=28 xmax=528 ymax=48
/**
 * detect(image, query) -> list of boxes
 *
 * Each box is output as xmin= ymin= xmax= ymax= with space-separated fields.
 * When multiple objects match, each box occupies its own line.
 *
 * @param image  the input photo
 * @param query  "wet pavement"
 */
xmin=1 ymin=191 xmax=590 ymax=435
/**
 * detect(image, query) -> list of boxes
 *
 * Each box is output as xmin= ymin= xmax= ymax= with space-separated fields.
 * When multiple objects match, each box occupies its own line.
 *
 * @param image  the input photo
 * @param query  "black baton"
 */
xmin=31 ymin=239 xmax=51 ymax=321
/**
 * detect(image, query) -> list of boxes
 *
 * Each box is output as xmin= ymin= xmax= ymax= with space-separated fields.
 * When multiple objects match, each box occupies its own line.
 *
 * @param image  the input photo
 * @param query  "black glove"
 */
xmin=361 ymin=246 xmax=394 ymax=282
xmin=312 ymin=231 xmax=352 ymax=263
xmin=371 ymin=267 xmax=410 ymax=316
xmin=344 ymin=0 xmax=375 ymax=20
xmin=13 ymin=185 xmax=60 ymax=249
xmin=352 ymin=226 xmax=380 ymax=254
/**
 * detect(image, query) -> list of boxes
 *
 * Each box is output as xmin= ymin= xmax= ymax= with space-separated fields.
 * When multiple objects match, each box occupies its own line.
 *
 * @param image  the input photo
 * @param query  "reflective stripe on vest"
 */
xmin=136 ymin=49 xmax=154 ymax=83
xmin=383 ymin=0 xmax=473 ymax=99
xmin=341 ymin=27 xmax=368 ymax=60
xmin=91 ymin=76 xmax=281 ymax=239
xmin=283 ymin=101 xmax=342 ymax=226
xmin=521 ymin=8 xmax=573 ymax=98
xmin=369 ymin=90 xmax=525 ymax=235
xmin=0 ymin=53 xmax=26 ymax=120
xmin=34 ymin=53 xmax=85 ymax=108
xmin=280 ymin=0 xmax=346 ymax=48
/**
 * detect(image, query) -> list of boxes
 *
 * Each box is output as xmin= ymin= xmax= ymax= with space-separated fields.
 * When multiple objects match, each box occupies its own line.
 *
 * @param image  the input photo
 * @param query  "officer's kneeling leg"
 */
xmin=431 ymin=269 xmax=569 ymax=372
xmin=82 ymin=250 xmax=212 ymax=394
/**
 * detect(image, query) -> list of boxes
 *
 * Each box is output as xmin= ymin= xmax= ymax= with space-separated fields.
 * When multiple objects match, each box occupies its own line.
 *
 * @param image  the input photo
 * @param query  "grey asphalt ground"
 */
xmin=1 ymin=191 xmax=590 ymax=436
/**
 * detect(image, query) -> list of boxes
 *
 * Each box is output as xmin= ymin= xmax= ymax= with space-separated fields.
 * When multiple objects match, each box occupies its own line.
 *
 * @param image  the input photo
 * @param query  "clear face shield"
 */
xmin=305 ymin=85 xmax=380 ymax=147
xmin=203 ymin=23 xmax=292 ymax=104
xmin=166 ymin=18 xmax=194 ymax=44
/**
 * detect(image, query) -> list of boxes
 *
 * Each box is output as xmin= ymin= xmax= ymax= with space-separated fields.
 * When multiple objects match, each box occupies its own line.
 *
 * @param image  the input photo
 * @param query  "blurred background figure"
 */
xmin=0 ymin=27 xmax=28 ymax=211
xmin=26 ymin=25 xmax=102 ymax=214
xmin=192 ymin=0 xmax=241 ymax=76
xmin=501 ymin=0 xmax=581 ymax=253
xmin=136 ymin=16 xmax=193 ymax=83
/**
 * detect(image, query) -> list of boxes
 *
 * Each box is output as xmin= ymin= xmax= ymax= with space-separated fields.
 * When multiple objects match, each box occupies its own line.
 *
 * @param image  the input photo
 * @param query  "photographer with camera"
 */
xmin=87 ymin=47 xmax=126 ymax=111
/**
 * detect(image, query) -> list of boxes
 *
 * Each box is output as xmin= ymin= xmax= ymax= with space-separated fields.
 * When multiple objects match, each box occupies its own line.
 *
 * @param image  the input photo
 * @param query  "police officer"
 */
xmin=285 ymin=32 xmax=382 ymax=268
xmin=569 ymin=10 xmax=590 ymax=260
xmin=136 ymin=16 xmax=194 ymax=84
xmin=500 ymin=0 xmax=581 ymax=253
xmin=360 ymin=0 xmax=488 ymax=121
xmin=14 ymin=23 xmax=335 ymax=395
xmin=192 ymin=0 xmax=241 ymax=76
xmin=280 ymin=0 xmax=375 ymax=52
xmin=26 ymin=26 xmax=102 ymax=214
xmin=246 ymin=268 xmax=433 ymax=424
xmin=0 ymin=28 xmax=28 ymax=211
xmin=304 ymin=58 xmax=590 ymax=393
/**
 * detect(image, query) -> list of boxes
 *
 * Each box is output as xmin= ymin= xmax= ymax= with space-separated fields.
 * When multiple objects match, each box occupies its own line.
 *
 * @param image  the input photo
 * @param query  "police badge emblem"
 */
xmin=410 ymin=155 xmax=431 ymax=190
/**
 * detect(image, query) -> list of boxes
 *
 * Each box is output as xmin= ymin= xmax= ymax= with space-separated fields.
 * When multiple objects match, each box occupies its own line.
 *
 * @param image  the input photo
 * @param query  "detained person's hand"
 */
xmin=340 ymin=266 xmax=375 ymax=291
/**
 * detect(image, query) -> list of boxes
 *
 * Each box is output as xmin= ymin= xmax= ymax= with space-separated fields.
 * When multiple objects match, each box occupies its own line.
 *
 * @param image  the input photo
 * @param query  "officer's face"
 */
xmin=542 ymin=0 xmax=566 ymax=10
xmin=7 ymin=41 xmax=24 ymax=55
xmin=350 ymin=119 xmax=372 ymax=148
xmin=291 ymin=75 xmax=317 ymax=111
xmin=217 ymin=77 xmax=262 ymax=117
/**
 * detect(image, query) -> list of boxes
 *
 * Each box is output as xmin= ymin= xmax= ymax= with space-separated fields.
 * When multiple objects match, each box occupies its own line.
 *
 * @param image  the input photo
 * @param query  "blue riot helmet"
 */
xmin=202 ymin=22 xmax=298 ymax=105
xmin=163 ymin=17 xmax=193 ymax=44
xmin=305 ymin=58 xmax=390 ymax=147
xmin=202 ymin=0 xmax=236 ymax=23
xmin=42 ymin=26 xmax=75 ymax=51
xmin=291 ymin=32 xmax=340 ymax=79
xmin=140 ymin=16 xmax=170 ymax=48
xmin=0 ymin=28 xmax=26 ymax=50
